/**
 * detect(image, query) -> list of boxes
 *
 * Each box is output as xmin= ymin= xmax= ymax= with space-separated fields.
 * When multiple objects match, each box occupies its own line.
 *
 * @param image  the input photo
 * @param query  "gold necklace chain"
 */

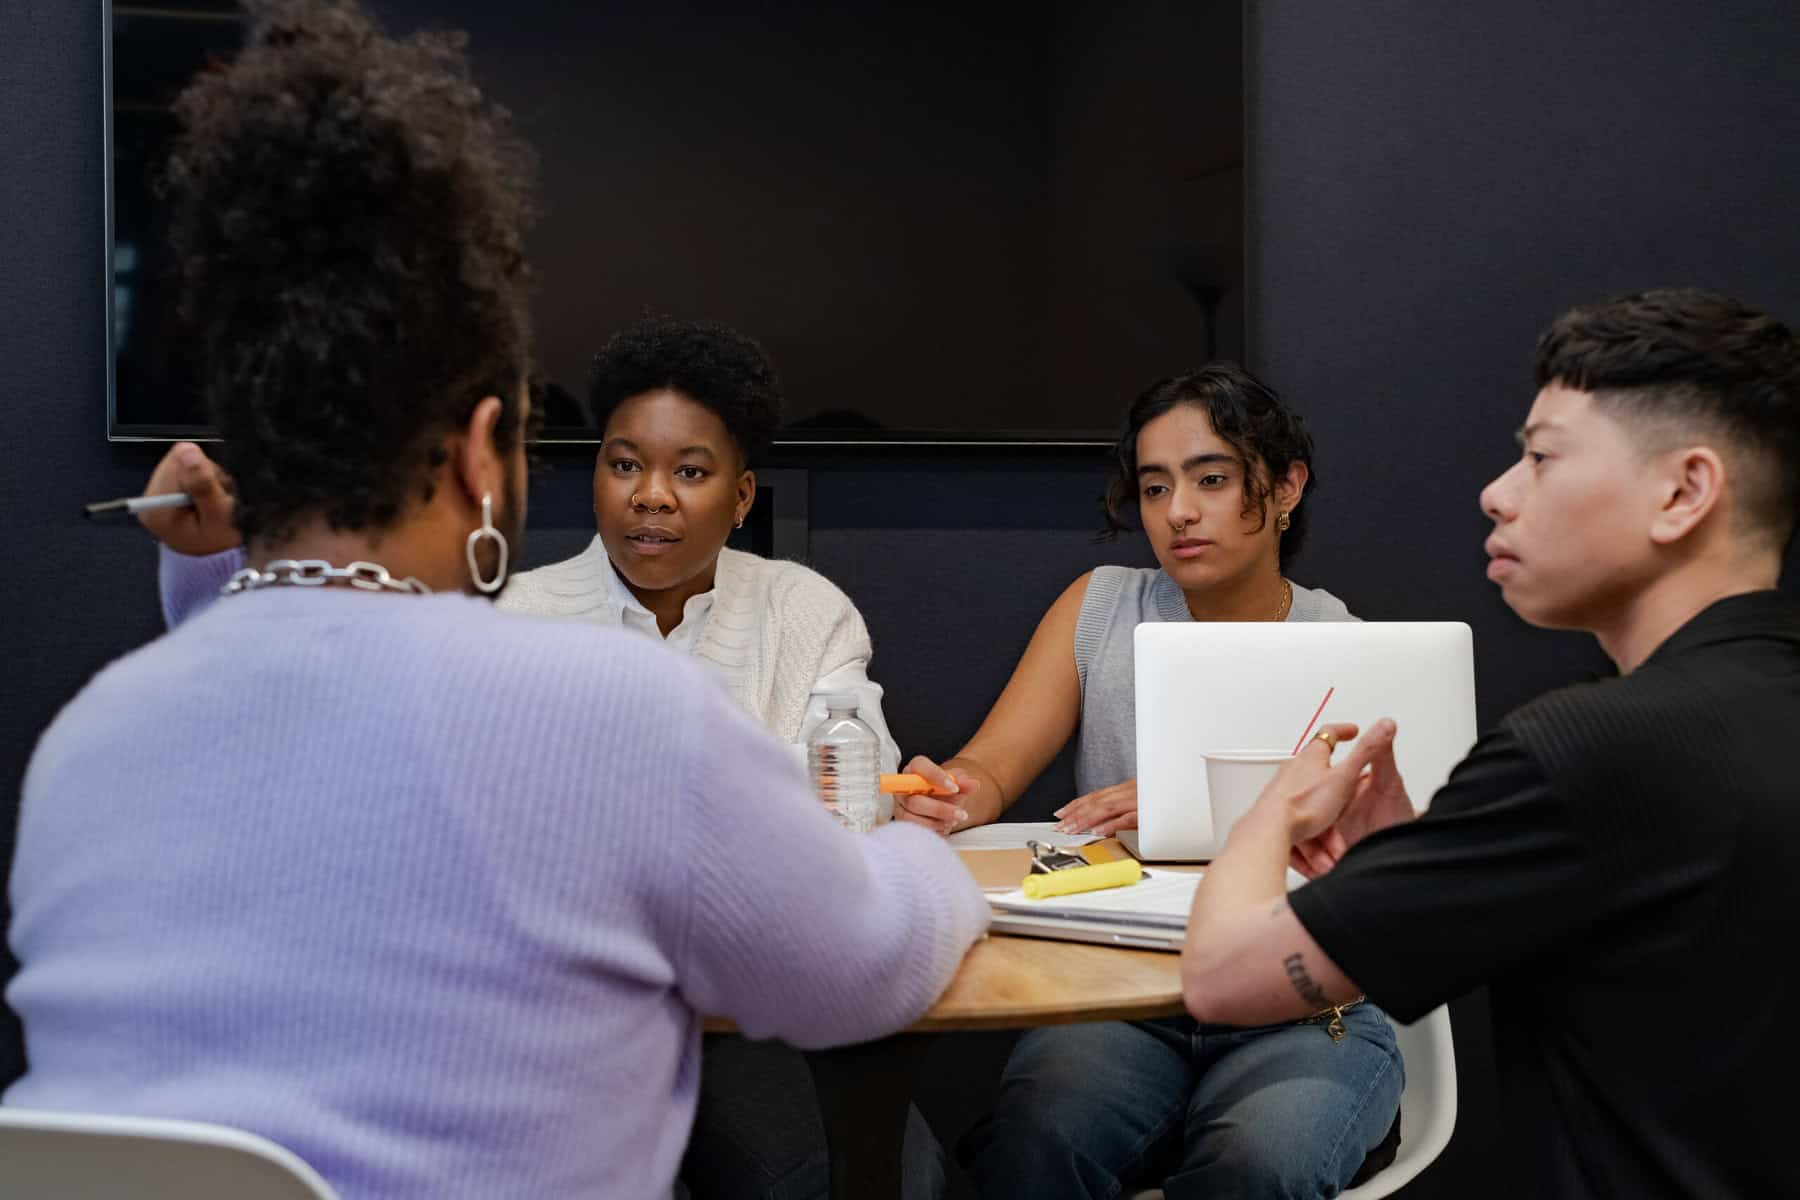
xmin=1273 ymin=578 xmax=1293 ymax=622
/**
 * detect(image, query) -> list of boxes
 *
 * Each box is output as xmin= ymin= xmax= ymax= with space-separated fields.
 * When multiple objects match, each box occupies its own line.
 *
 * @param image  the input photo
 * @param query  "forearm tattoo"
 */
xmin=1283 ymin=952 xmax=1329 ymax=1009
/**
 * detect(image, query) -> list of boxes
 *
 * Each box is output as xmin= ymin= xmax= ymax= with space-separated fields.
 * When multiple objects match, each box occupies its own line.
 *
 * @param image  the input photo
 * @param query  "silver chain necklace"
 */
xmin=221 ymin=558 xmax=432 ymax=596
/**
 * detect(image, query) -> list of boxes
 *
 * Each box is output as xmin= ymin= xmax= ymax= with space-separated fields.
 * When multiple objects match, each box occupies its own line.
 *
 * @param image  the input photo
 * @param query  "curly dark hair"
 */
xmin=1101 ymin=363 xmax=1317 ymax=565
xmin=1535 ymin=287 xmax=1800 ymax=551
xmin=589 ymin=318 xmax=782 ymax=466
xmin=162 ymin=0 xmax=535 ymax=543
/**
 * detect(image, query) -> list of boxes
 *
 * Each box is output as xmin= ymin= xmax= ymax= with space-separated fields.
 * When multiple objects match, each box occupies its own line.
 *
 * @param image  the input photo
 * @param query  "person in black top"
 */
xmin=1179 ymin=287 xmax=1800 ymax=1197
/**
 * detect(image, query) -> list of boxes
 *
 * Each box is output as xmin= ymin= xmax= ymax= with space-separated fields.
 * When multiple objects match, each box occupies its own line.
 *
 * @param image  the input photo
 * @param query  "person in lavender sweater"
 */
xmin=2 ymin=5 xmax=988 ymax=1198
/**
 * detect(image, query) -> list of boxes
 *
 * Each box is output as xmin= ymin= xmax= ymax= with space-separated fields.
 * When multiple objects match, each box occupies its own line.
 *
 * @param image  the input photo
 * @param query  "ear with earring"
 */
xmin=466 ymin=492 xmax=510 ymax=594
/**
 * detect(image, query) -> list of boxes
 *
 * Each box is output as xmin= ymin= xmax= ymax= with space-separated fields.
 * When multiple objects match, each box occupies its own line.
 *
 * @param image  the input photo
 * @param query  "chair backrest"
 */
xmin=0 ymin=1106 xmax=339 ymax=1199
xmin=1340 ymin=1004 xmax=1458 ymax=1199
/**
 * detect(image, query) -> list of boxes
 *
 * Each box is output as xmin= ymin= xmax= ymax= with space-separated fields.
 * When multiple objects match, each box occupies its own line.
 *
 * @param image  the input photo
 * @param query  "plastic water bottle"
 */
xmin=807 ymin=693 xmax=880 ymax=833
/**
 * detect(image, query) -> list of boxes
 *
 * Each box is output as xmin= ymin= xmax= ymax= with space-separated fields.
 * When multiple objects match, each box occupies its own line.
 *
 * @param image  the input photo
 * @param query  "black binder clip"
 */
xmin=1026 ymin=840 xmax=1090 ymax=874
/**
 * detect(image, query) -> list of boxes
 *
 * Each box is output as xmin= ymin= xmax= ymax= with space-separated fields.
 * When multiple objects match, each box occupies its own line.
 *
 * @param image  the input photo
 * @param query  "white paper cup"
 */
xmin=1202 ymin=750 xmax=1294 ymax=843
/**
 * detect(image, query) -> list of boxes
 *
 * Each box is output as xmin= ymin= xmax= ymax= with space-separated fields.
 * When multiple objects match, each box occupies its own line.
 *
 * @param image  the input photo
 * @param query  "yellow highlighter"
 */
xmin=1020 ymin=858 xmax=1142 ymax=900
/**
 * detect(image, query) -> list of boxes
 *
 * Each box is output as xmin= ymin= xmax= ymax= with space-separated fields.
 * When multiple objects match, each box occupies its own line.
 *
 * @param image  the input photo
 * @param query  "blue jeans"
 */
xmin=960 ymin=1006 xmax=1402 ymax=1200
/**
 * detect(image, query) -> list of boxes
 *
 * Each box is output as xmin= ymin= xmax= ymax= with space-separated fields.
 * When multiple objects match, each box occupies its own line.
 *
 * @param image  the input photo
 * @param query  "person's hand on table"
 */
xmin=1255 ymin=719 xmax=1414 ymax=879
xmin=1051 ymin=779 xmax=1138 ymax=838
xmin=139 ymin=441 xmax=240 ymax=556
xmin=890 ymin=755 xmax=978 ymax=836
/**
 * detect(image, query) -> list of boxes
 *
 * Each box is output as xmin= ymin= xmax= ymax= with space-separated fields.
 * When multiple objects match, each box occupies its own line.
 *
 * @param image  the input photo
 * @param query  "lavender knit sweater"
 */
xmin=5 ymin=549 xmax=989 ymax=1198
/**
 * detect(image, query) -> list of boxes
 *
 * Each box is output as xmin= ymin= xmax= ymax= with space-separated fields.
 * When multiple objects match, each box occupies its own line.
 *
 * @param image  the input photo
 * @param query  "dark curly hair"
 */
xmin=163 ymin=0 xmax=535 ymax=543
xmin=589 ymin=318 xmax=782 ymax=466
xmin=1535 ymin=287 xmax=1800 ymax=552
xmin=1102 ymin=363 xmax=1317 ymax=565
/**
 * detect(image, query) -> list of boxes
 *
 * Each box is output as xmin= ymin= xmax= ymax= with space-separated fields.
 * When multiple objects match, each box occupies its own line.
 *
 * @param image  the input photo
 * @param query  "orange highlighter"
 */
xmin=880 ymin=773 xmax=960 ymax=797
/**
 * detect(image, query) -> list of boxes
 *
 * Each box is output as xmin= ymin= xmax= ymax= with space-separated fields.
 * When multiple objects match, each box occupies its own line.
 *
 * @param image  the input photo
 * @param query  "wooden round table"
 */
xmin=911 ymin=931 xmax=1184 ymax=1030
xmin=711 ymin=933 xmax=1187 ymax=1199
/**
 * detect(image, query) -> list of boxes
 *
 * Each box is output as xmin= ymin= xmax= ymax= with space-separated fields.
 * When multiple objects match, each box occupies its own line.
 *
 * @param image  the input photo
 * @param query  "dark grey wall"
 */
xmin=1248 ymin=0 xmax=1800 ymax=722
xmin=5 ymin=3 xmax=1799 ymax=1198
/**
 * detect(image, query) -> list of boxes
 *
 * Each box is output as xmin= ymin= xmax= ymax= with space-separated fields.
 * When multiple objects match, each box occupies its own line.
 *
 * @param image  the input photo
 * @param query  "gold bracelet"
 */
xmin=1296 ymin=996 xmax=1366 ymax=1042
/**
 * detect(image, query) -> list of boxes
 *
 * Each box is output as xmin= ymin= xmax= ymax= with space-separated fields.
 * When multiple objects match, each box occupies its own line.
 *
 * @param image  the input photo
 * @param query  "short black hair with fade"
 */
xmin=164 ymin=0 xmax=535 ymax=544
xmin=588 ymin=318 xmax=782 ymax=467
xmin=1102 ymin=363 xmax=1318 ymax=566
xmin=1535 ymin=288 xmax=1800 ymax=552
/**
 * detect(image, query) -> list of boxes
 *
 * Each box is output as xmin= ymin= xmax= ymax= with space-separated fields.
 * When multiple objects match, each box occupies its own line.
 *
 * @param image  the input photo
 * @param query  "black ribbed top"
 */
xmin=1292 ymin=590 xmax=1800 ymax=1198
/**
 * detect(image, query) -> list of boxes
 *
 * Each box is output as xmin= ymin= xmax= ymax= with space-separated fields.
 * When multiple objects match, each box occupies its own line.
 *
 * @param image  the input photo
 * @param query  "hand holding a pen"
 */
xmin=889 ymin=755 xmax=979 ymax=836
xmin=138 ymin=442 xmax=241 ymax=557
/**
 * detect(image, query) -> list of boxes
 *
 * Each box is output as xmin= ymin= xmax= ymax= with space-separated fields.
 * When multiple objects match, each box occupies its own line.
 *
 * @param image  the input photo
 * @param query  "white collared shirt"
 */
xmin=596 ymin=557 xmax=902 ymax=785
xmin=598 ymin=557 xmax=717 ymax=655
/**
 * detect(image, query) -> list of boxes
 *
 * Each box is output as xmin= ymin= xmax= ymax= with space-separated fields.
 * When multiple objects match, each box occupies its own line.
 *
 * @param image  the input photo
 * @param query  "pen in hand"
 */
xmin=83 ymin=492 xmax=196 ymax=519
xmin=89 ymin=443 xmax=242 ymax=558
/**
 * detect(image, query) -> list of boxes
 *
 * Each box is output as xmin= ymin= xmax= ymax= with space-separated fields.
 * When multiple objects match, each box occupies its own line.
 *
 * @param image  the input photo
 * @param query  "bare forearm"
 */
xmin=1189 ymin=801 xmax=1293 ymax=952
xmin=943 ymin=753 xmax=1008 ymax=827
xmin=1182 ymin=802 xmax=1358 ymax=1024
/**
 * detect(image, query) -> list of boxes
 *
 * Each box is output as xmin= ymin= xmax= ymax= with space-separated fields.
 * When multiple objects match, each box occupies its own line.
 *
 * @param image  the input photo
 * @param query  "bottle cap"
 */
xmin=821 ymin=691 xmax=859 ymax=712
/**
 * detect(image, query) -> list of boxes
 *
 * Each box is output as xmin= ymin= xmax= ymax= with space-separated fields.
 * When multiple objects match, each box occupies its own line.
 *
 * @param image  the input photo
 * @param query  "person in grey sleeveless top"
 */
xmin=895 ymin=365 xmax=1403 ymax=1199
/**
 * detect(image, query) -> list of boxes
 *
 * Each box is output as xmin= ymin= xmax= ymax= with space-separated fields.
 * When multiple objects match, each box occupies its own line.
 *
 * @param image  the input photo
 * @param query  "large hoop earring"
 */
xmin=466 ymin=492 xmax=510 ymax=594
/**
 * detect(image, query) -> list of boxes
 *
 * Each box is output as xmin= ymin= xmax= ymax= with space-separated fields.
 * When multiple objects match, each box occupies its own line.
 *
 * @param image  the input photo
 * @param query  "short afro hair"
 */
xmin=1102 ymin=363 xmax=1317 ymax=565
xmin=589 ymin=318 xmax=782 ymax=466
xmin=164 ymin=0 xmax=535 ymax=544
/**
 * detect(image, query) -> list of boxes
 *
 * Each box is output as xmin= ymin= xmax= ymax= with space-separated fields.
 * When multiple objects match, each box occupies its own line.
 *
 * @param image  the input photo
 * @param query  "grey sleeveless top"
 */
xmin=1071 ymin=566 xmax=1355 ymax=795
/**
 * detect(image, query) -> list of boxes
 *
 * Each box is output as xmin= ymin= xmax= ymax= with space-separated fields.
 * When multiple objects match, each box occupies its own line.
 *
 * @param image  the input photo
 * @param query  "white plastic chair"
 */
xmin=1131 ymin=1004 xmax=1457 ymax=1199
xmin=0 ymin=1106 xmax=340 ymax=1199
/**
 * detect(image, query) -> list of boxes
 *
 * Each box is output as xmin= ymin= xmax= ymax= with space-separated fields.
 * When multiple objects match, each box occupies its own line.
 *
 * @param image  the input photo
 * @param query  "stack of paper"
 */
xmin=987 ymin=870 xmax=1203 ymax=930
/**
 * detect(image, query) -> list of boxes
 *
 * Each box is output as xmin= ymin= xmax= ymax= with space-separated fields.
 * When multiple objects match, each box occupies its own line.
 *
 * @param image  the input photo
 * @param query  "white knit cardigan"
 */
xmin=500 ymin=540 xmax=878 ymax=746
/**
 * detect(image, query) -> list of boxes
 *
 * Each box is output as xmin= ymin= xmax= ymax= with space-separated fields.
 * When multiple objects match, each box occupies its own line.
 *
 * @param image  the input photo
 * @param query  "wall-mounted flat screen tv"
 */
xmin=108 ymin=0 xmax=1244 ymax=445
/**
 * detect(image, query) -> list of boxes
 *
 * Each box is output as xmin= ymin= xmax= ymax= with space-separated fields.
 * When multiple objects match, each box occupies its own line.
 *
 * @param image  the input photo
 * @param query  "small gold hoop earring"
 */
xmin=1276 ymin=510 xmax=1292 ymax=534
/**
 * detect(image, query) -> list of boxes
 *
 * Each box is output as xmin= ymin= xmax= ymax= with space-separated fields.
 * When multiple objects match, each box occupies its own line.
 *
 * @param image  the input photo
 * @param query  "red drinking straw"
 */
xmin=1291 ymin=686 xmax=1336 ymax=756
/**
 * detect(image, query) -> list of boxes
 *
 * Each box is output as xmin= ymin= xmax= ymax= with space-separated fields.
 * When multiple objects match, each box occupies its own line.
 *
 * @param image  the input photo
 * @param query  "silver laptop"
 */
xmin=1121 ymin=622 xmax=1478 ymax=862
xmin=986 ymin=910 xmax=1186 ymax=951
